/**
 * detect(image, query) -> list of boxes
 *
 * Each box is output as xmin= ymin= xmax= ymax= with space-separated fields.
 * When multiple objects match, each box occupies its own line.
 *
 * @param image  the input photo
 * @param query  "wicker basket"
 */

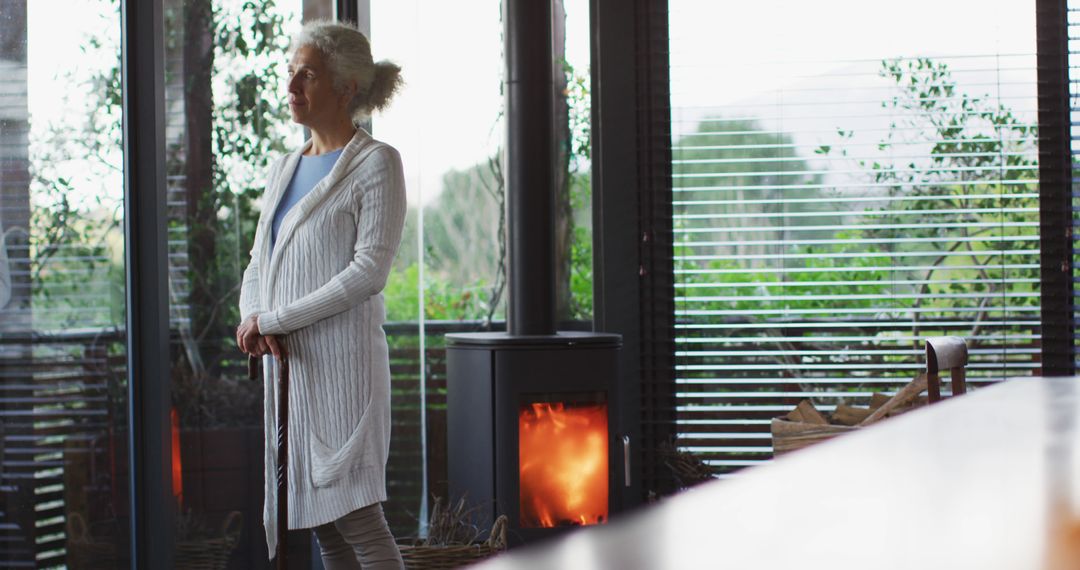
xmin=66 ymin=513 xmax=119 ymax=570
xmin=658 ymin=441 xmax=717 ymax=488
xmin=399 ymin=515 xmax=508 ymax=570
xmin=65 ymin=542 xmax=117 ymax=570
xmin=66 ymin=511 xmax=243 ymax=570
xmin=176 ymin=511 xmax=244 ymax=570
xmin=771 ymin=375 xmax=934 ymax=456
xmin=772 ymin=337 xmax=970 ymax=457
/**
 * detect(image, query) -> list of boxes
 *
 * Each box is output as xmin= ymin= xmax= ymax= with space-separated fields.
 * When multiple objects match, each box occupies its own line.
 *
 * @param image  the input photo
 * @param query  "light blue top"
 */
xmin=271 ymin=148 xmax=344 ymax=249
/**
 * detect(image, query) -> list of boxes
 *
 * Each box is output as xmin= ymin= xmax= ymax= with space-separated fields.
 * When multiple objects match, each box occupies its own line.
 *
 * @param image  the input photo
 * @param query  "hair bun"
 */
xmin=366 ymin=61 xmax=404 ymax=114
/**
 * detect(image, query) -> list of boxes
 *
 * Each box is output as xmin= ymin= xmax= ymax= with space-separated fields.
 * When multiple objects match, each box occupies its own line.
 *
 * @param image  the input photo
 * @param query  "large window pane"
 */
xmin=372 ymin=0 xmax=506 ymax=537
xmin=372 ymin=0 xmax=592 ymax=538
xmin=164 ymin=0 xmax=300 ymax=566
xmin=1 ymin=0 xmax=129 ymax=567
xmin=670 ymin=0 xmax=1040 ymax=475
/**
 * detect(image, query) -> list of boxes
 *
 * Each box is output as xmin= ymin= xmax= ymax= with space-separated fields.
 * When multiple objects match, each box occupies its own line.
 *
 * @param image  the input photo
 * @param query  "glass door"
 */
xmin=163 ymin=0 xmax=301 ymax=566
xmin=0 ymin=0 xmax=130 ymax=567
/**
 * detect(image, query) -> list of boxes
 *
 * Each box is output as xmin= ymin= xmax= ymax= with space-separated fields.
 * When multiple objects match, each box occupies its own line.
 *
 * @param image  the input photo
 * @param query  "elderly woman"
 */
xmin=236 ymin=20 xmax=406 ymax=570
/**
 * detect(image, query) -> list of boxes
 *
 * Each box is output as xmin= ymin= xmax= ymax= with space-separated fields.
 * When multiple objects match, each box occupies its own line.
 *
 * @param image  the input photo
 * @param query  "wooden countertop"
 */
xmin=476 ymin=376 xmax=1080 ymax=569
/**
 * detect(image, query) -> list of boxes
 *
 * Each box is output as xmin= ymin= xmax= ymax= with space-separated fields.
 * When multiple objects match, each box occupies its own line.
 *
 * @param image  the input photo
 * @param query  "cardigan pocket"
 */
xmin=309 ymin=405 xmax=382 ymax=487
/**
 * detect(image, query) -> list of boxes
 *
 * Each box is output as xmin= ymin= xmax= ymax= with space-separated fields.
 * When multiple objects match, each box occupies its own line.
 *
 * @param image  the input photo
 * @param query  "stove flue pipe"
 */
xmin=505 ymin=0 xmax=556 ymax=336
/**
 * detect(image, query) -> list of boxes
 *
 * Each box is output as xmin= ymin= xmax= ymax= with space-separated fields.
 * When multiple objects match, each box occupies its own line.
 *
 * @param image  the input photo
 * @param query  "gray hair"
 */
xmin=290 ymin=20 xmax=403 ymax=123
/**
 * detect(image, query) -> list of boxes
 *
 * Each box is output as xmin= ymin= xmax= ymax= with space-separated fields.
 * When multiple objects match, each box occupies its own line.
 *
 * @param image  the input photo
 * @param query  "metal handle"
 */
xmin=623 ymin=435 xmax=631 ymax=487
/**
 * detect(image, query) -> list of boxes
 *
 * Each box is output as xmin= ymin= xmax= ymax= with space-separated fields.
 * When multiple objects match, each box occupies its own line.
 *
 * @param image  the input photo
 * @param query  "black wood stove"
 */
xmin=446 ymin=332 xmax=622 ymax=545
xmin=445 ymin=0 xmax=625 ymax=546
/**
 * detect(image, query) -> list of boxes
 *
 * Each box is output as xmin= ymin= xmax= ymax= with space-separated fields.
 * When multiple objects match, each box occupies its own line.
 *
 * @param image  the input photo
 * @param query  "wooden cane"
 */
xmin=276 ymin=354 xmax=289 ymax=570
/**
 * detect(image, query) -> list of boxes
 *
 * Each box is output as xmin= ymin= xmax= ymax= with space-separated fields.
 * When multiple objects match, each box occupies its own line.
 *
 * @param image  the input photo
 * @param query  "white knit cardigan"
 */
xmin=238 ymin=129 xmax=406 ymax=557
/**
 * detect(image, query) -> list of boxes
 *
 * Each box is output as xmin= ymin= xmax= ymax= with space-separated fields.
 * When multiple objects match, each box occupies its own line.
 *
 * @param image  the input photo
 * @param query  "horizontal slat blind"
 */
xmin=670 ymin=0 xmax=1042 ymax=474
xmin=0 ymin=331 xmax=125 ymax=567
xmin=1069 ymin=3 xmax=1080 ymax=371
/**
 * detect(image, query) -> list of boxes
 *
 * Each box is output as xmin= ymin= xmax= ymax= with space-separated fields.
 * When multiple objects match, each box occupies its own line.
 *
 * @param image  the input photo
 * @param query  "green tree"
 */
xmin=25 ymin=0 xmax=294 ymax=373
xmin=674 ymin=57 xmax=1040 ymax=391
xmin=27 ymin=2 xmax=124 ymax=329
xmin=422 ymin=156 xmax=505 ymax=289
xmin=394 ymin=59 xmax=595 ymax=324
xmin=673 ymin=117 xmax=832 ymax=268
xmin=179 ymin=0 xmax=293 ymax=374
xmin=817 ymin=58 xmax=1039 ymax=339
xmin=676 ymin=58 xmax=1039 ymax=327
xmin=671 ymin=118 xmax=883 ymax=372
xmin=564 ymin=61 xmax=592 ymax=320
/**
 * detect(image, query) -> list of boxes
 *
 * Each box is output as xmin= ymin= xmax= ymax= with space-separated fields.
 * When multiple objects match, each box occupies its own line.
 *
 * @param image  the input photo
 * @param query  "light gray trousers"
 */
xmin=312 ymin=503 xmax=404 ymax=570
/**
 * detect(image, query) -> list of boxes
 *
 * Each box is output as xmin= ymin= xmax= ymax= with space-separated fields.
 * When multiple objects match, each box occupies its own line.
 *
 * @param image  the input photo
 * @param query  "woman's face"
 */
xmin=286 ymin=45 xmax=351 ymax=129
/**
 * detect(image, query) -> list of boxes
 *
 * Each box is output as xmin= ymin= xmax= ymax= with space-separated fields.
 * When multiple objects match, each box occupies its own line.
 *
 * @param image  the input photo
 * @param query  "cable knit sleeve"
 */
xmin=257 ymin=146 xmax=406 ymax=336
xmin=238 ymin=221 xmax=265 ymax=320
xmin=239 ymin=157 xmax=284 ymax=319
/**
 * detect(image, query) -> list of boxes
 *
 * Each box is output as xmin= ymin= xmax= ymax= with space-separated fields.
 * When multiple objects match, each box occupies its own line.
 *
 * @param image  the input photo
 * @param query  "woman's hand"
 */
xmin=265 ymin=335 xmax=288 ymax=359
xmin=237 ymin=314 xmax=287 ymax=359
xmin=236 ymin=314 xmax=263 ymax=355
xmin=251 ymin=335 xmax=271 ymax=357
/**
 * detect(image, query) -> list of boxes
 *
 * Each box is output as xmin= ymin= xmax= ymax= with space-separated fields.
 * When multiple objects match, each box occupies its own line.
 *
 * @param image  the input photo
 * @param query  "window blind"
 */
xmin=669 ymin=0 xmax=1044 ymax=474
xmin=1068 ymin=2 xmax=1080 ymax=371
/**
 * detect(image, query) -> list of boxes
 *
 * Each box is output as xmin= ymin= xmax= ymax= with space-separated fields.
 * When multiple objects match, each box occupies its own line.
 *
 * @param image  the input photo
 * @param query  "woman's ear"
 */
xmin=341 ymin=80 xmax=359 ymax=108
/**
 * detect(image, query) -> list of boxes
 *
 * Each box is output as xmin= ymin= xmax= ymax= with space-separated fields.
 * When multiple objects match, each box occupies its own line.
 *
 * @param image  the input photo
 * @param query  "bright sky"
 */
xmin=26 ymin=0 xmax=122 ymax=210
xmin=669 ymin=0 xmax=1035 ymax=106
xmin=669 ymin=0 xmax=1037 ymax=140
xmin=371 ymin=0 xmax=592 ymax=206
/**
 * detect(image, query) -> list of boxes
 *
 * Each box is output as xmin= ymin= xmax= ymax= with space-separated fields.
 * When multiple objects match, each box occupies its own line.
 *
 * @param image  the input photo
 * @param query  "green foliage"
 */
xmin=405 ymin=60 xmax=593 ymax=323
xmin=189 ymin=0 xmax=293 ymax=345
xmin=383 ymin=263 xmax=496 ymax=323
xmin=816 ymin=57 xmax=1040 ymax=322
xmin=384 ymin=262 xmax=421 ymax=322
xmin=423 ymin=275 xmax=495 ymax=322
xmin=565 ymin=61 xmax=593 ymax=320
xmin=565 ymin=61 xmax=591 ymax=162
xmin=421 ymin=157 xmax=504 ymax=288
xmin=568 ymin=222 xmax=593 ymax=319
xmin=404 ymin=153 xmax=507 ymax=323
xmin=24 ymin=0 xmax=294 ymax=334
xmin=27 ymin=192 xmax=122 ymax=328
xmin=678 ymin=57 xmax=1039 ymax=333
xmin=27 ymin=0 xmax=124 ymax=329
xmin=825 ymin=58 xmax=1037 ymax=229
xmin=673 ymin=58 xmax=1042 ymax=417
xmin=673 ymin=117 xmax=833 ymax=273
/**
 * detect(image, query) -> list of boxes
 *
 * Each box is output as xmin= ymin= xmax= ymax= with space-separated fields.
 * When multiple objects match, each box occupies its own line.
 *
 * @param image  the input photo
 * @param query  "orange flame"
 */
xmin=519 ymin=401 xmax=608 ymax=528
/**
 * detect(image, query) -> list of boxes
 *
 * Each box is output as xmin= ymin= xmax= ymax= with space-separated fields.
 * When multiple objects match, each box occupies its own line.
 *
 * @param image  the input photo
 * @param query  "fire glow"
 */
xmin=518 ymin=401 xmax=608 ymax=528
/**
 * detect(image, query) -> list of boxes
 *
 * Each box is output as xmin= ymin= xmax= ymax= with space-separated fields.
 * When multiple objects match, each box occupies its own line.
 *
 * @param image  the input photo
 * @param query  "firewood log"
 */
xmin=790 ymin=400 xmax=829 ymax=425
xmin=858 ymin=374 xmax=929 ymax=427
xmin=832 ymin=404 xmax=872 ymax=426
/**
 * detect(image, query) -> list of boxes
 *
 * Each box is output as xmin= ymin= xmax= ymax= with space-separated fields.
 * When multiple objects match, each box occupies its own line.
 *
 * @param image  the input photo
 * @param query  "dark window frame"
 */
xmin=590 ymin=0 xmax=676 ymax=505
xmin=121 ymin=0 xmax=172 ymax=567
xmin=1036 ymin=0 xmax=1075 ymax=376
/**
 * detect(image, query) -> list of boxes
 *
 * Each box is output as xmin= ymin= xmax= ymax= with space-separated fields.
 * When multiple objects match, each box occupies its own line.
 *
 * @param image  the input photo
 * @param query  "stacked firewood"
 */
xmin=772 ymin=373 xmax=930 ymax=456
